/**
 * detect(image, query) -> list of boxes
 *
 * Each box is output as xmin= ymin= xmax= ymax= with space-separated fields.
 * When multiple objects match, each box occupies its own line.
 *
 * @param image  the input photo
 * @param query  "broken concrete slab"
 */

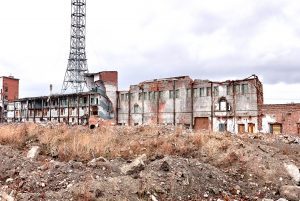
xmin=120 ymin=154 xmax=147 ymax=175
xmin=284 ymin=163 xmax=300 ymax=184
xmin=279 ymin=185 xmax=300 ymax=201
xmin=26 ymin=146 xmax=41 ymax=160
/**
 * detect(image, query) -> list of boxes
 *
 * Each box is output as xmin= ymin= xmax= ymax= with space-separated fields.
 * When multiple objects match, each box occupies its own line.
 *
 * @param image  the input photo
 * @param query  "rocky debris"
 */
xmin=279 ymin=185 xmax=300 ymax=201
xmin=1 ymin=124 xmax=300 ymax=200
xmin=280 ymin=135 xmax=300 ymax=145
xmin=0 ymin=191 xmax=15 ymax=201
xmin=120 ymin=154 xmax=147 ymax=175
xmin=26 ymin=146 xmax=40 ymax=160
xmin=159 ymin=161 xmax=170 ymax=172
xmin=87 ymin=157 xmax=109 ymax=168
xmin=284 ymin=163 xmax=300 ymax=184
xmin=150 ymin=194 xmax=159 ymax=201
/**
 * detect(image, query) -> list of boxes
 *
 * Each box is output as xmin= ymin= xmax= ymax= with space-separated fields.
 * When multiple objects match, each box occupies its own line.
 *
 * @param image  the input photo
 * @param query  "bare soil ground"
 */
xmin=0 ymin=123 xmax=299 ymax=201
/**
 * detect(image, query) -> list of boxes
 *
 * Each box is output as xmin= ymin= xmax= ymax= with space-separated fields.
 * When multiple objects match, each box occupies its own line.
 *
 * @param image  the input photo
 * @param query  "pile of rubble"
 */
xmin=0 ymin=124 xmax=299 ymax=200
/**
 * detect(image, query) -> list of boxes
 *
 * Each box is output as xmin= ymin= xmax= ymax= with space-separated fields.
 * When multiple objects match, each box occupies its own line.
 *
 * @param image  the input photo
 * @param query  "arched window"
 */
xmin=219 ymin=97 xmax=227 ymax=111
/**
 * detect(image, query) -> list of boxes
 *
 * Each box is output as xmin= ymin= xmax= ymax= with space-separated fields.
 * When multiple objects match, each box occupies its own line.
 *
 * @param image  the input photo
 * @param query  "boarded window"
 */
xmin=175 ymin=89 xmax=180 ymax=98
xmin=169 ymin=90 xmax=174 ymax=99
xmin=193 ymin=88 xmax=199 ymax=97
xmin=148 ymin=92 xmax=153 ymax=100
xmin=134 ymin=104 xmax=139 ymax=113
xmin=238 ymin=124 xmax=245 ymax=133
xmin=138 ymin=93 xmax=143 ymax=100
xmin=235 ymin=85 xmax=240 ymax=94
xmin=186 ymin=89 xmax=191 ymax=98
xmin=144 ymin=92 xmax=148 ymax=100
xmin=149 ymin=92 xmax=155 ymax=100
xmin=227 ymin=85 xmax=233 ymax=95
xmin=200 ymin=88 xmax=205 ymax=97
xmin=248 ymin=123 xmax=255 ymax=133
xmin=241 ymin=84 xmax=249 ymax=94
xmin=270 ymin=123 xmax=282 ymax=135
xmin=214 ymin=86 xmax=219 ymax=96
xmin=207 ymin=87 xmax=211 ymax=96
xmin=159 ymin=91 xmax=164 ymax=99
xmin=219 ymin=123 xmax=227 ymax=132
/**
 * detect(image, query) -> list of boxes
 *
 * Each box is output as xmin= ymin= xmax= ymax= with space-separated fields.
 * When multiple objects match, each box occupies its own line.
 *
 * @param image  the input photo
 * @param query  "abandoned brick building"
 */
xmin=118 ymin=75 xmax=263 ymax=135
xmin=261 ymin=104 xmax=300 ymax=135
xmin=1 ymin=72 xmax=300 ymax=135
xmin=0 ymin=76 xmax=19 ymax=123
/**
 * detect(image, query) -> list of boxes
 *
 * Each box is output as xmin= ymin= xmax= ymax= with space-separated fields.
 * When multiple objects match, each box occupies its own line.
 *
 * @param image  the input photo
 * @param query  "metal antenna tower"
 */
xmin=62 ymin=0 xmax=89 ymax=93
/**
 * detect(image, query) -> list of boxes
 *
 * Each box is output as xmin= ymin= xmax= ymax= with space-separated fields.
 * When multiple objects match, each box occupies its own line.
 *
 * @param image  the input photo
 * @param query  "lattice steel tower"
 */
xmin=62 ymin=0 xmax=88 ymax=93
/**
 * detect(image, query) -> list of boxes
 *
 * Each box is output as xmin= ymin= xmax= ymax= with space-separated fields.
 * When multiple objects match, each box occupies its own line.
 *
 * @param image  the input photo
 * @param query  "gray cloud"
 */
xmin=1 ymin=0 xmax=300 ymax=100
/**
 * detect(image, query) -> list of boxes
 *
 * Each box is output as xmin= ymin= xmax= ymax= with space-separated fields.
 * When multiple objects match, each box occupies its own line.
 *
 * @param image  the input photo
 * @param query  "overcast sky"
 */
xmin=0 ymin=0 xmax=300 ymax=103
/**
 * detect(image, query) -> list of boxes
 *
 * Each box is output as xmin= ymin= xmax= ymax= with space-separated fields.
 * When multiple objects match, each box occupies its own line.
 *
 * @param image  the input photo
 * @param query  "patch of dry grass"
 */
xmin=0 ymin=124 xmax=29 ymax=147
xmin=0 ymin=123 xmax=232 ymax=161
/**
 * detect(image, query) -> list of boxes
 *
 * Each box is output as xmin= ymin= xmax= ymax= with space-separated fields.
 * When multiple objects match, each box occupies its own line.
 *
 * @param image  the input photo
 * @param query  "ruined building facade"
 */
xmin=0 ymin=76 xmax=19 ymax=122
xmin=2 ymin=73 xmax=300 ymax=135
xmin=261 ymin=104 xmax=300 ymax=135
xmin=5 ymin=72 xmax=117 ymax=125
xmin=117 ymin=75 xmax=263 ymax=134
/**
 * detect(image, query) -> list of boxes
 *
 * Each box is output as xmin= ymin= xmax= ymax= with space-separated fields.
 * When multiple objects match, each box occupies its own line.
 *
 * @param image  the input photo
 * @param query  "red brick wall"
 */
xmin=99 ymin=71 xmax=118 ymax=86
xmin=2 ymin=77 xmax=19 ymax=101
xmin=256 ymin=78 xmax=264 ymax=130
xmin=261 ymin=104 xmax=300 ymax=135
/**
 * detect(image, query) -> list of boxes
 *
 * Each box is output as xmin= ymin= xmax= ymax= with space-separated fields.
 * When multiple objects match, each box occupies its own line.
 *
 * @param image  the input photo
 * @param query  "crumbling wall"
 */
xmin=261 ymin=104 xmax=300 ymax=135
xmin=117 ymin=76 xmax=193 ymax=126
xmin=117 ymin=76 xmax=263 ymax=134
xmin=99 ymin=71 xmax=118 ymax=120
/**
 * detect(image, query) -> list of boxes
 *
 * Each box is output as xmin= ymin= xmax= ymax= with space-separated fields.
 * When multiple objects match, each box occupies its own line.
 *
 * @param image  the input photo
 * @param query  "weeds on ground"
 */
xmin=0 ymin=123 xmax=232 ymax=162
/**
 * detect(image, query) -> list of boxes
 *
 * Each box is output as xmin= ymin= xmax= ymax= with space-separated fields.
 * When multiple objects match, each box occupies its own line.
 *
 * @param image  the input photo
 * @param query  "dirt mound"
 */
xmin=0 ymin=123 xmax=299 ymax=200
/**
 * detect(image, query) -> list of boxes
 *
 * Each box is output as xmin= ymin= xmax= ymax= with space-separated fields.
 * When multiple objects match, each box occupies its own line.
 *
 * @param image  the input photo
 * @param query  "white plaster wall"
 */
xmin=7 ymin=111 xmax=14 ymax=118
xmin=94 ymin=74 xmax=100 ymax=82
xmin=79 ymin=108 xmax=87 ymax=116
xmin=218 ymin=85 xmax=227 ymax=97
xmin=213 ymin=117 xmax=258 ymax=134
xmin=262 ymin=115 xmax=276 ymax=133
xmin=51 ymin=109 xmax=58 ymax=117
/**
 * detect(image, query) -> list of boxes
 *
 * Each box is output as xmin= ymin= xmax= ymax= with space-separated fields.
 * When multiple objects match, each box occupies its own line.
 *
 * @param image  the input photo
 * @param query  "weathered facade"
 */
xmin=6 ymin=71 xmax=118 ymax=124
xmin=7 ymin=92 xmax=113 ymax=124
xmin=261 ymin=104 xmax=300 ymax=135
xmin=117 ymin=75 xmax=263 ymax=134
xmin=3 ymin=72 xmax=300 ymax=135
xmin=0 ymin=76 xmax=20 ymax=122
